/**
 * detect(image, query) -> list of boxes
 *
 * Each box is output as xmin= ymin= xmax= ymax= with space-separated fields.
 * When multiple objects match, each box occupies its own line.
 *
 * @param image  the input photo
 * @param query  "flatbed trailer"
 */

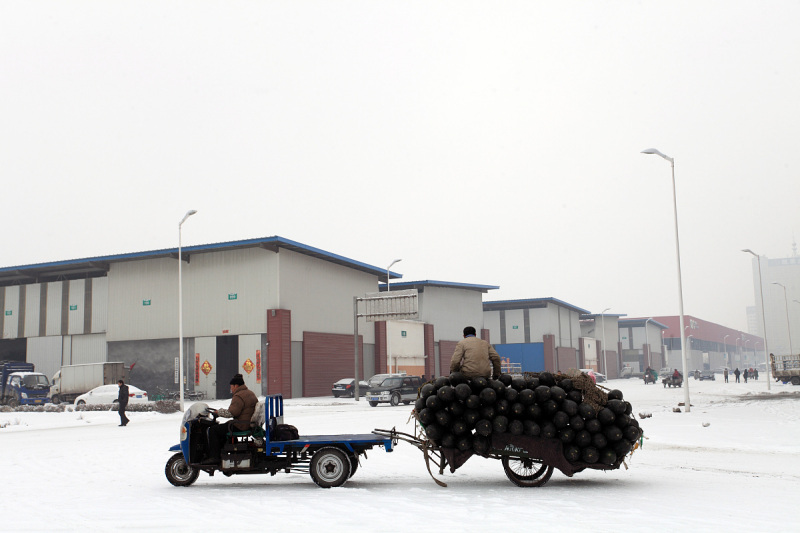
xmin=771 ymin=353 xmax=800 ymax=385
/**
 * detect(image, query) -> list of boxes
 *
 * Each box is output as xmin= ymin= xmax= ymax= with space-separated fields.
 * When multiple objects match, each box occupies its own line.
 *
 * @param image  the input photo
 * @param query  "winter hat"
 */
xmin=230 ymin=374 xmax=245 ymax=386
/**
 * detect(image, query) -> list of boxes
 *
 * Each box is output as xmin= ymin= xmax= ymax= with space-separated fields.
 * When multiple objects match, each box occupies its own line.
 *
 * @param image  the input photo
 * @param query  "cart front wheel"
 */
xmin=501 ymin=456 xmax=553 ymax=487
xmin=310 ymin=447 xmax=351 ymax=488
xmin=165 ymin=452 xmax=199 ymax=487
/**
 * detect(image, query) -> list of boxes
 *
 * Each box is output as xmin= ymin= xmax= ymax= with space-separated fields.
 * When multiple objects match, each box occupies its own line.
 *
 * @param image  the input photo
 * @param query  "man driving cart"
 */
xmin=202 ymin=373 xmax=258 ymax=465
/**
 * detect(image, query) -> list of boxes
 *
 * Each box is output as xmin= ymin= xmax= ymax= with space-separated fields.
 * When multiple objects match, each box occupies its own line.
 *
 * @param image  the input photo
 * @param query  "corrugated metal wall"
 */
xmin=302 ymin=332 xmax=363 ymax=398
xmin=238 ymin=334 xmax=263 ymax=393
xmin=3 ymin=286 xmax=20 ymax=338
xmin=91 ymin=277 xmax=108 ymax=333
xmin=27 ymin=336 xmax=64 ymax=379
xmin=24 ymin=284 xmax=41 ymax=337
xmin=418 ymin=286 xmax=485 ymax=342
xmin=194 ymin=337 xmax=217 ymax=399
xmin=45 ymin=281 xmax=63 ymax=336
xmin=67 ymin=280 xmax=85 ymax=335
xmin=69 ymin=333 xmax=107 ymax=365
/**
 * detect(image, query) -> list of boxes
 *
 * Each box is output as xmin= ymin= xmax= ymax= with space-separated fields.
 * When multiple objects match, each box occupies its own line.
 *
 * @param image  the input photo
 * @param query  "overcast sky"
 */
xmin=2 ymin=1 xmax=798 ymax=332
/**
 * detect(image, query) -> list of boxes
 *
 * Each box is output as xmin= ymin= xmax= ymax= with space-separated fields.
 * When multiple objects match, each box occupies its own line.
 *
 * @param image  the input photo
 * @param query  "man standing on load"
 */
xmin=450 ymin=326 xmax=502 ymax=380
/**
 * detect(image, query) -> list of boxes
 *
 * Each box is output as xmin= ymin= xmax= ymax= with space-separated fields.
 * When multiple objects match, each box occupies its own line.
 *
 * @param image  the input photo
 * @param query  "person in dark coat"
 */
xmin=724 ymin=368 xmax=729 ymax=383
xmin=203 ymin=374 xmax=259 ymax=465
xmin=450 ymin=326 xmax=502 ymax=379
xmin=117 ymin=380 xmax=130 ymax=426
xmin=734 ymin=368 xmax=740 ymax=383
xmin=743 ymin=368 xmax=749 ymax=383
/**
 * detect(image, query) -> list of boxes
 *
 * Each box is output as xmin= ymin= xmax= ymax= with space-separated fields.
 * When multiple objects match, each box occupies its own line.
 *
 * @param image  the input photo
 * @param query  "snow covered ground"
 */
xmin=1 ymin=377 xmax=798 ymax=533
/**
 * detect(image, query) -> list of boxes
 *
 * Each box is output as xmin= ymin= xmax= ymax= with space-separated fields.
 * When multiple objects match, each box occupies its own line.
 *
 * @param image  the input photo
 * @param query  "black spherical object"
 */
xmin=539 ymin=372 xmax=556 ymax=387
xmin=479 ymin=405 xmax=496 ymax=420
xmin=448 ymin=402 xmax=466 ymax=418
xmin=504 ymin=387 xmax=519 ymax=403
xmin=475 ymin=419 xmax=493 ymax=437
xmin=604 ymin=426 xmax=623 ymax=442
xmin=440 ymin=433 xmax=456 ymax=448
xmin=495 ymin=398 xmax=510 ymax=416
xmin=614 ymin=414 xmax=630 ymax=429
xmin=435 ymin=410 xmax=451 ymax=427
xmin=534 ymin=385 xmax=551 ymax=403
xmin=550 ymin=386 xmax=566 ymax=403
xmin=470 ymin=376 xmax=489 ymax=392
xmin=542 ymin=400 xmax=560 ymax=417
xmin=493 ymin=416 xmax=509 ymax=434
xmin=511 ymin=402 xmax=526 ymax=418
xmin=527 ymin=404 xmax=544 ymax=420
xmin=526 ymin=377 xmax=540 ymax=389
xmin=457 ymin=435 xmax=473 ymax=452
xmin=578 ymin=402 xmax=596 ymax=420
xmin=437 ymin=385 xmax=455 ymax=404
xmin=463 ymin=409 xmax=480 ymax=426
xmin=466 ymin=394 xmax=481 ymax=410
xmin=565 ymin=445 xmax=581 ymax=463
xmin=592 ymin=432 xmax=608 ymax=449
xmin=417 ymin=408 xmax=435 ymax=425
xmin=489 ymin=379 xmax=506 ymax=396
xmin=607 ymin=389 xmax=624 ymax=401
xmin=623 ymin=425 xmax=642 ymax=442
xmin=569 ymin=415 xmax=585 ymax=431
xmin=414 ymin=398 xmax=426 ymax=412
xmin=424 ymin=423 xmax=443 ymax=442
xmin=599 ymin=448 xmax=618 ymax=465
xmin=420 ymin=383 xmax=436 ymax=399
xmin=607 ymin=399 xmax=626 ymax=416
xmin=519 ymin=389 xmax=535 ymax=405
xmin=628 ymin=417 xmax=640 ymax=429
xmin=597 ymin=407 xmax=616 ymax=426
xmin=624 ymin=401 xmax=633 ymax=416
xmin=613 ymin=440 xmax=632 ymax=458
xmin=560 ymin=378 xmax=574 ymax=393
xmin=479 ymin=387 xmax=497 ymax=406
xmin=509 ymin=419 xmax=524 ymax=436
xmin=561 ymin=399 xmax=578 ymax=417
xmin=434 ymin=376 xmax=450 ymax=389
xmin=558 ymin=428 xmax=575 ymax=444
xmin=498 ymin=374 xmax=513 ymax=386
xmin=523 ymin=420 xmax=542 ymax=437
xmin=454 ymin=383 xmax=472 ymax=402
xmin=451 ymin=420 xmax=468 ymax=436
xmin=575 ymin=429 xmax=592 ymax=448
xmin=553 ymin=411 xmax=570 ymax=429
xmin=449 ymin=372 xmax=467 ymax=386
xmin=511 ymin=377 xmax=527 ymax=391
xmin=472 ymin=435 xmax=490 ymax=454
xmin=541 ymin=422 xmax=557 ymax=439
xmin=581 ymin=446 xmax=599 ymax=464
xmin=585 ymin=419 xmax=602 ymax=433
xmin=568 ymin=390 xmax=583 ymax=403
xmin=426 ymin=395 xmax=442 ymax=411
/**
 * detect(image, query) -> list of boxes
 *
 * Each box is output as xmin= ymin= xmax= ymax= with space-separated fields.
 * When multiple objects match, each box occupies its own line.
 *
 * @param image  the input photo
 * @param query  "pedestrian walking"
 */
xmin=734 ymin=367 xmax=740 ymax=383
xmin=743 ymin=368 xmax=749 ymax=383
xmin=754 ymin=368 xmax=759 ymax=380
xmin=117 ymin=379 xmax=130 ymax=426
xmin=724 ymin=368 xmax=729 ymax=383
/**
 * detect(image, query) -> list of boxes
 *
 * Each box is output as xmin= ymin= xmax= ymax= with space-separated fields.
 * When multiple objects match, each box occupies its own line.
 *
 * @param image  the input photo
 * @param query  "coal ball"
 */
xmin=435 ymin=410 xmax=451 ymax=427
xmin=550 ymin=386 xmax=566 ymax=403
xmin=607 ymin=389 xmax=624 ymax=401
xmin=465 ymin=394 xmax=481 ymax=409
xmin=418 ymin=408 xmax=435 ymax=425
xmin=568 ymin=390 xmax=583 ymax=403
xmin=560 ymin=378 xmax=574 ymax=393
xmin=463 ymin=409 xmax=480 ymax=427
xmin=614 ymin=414 xmax=630 ymax=429
xmin=448 ymin=402 xmax=466 ymax=418
xmin=475 ymin=419 xmax=493 ymax=437
xmin=489 ymin=379 xmax=506 ymax=396
xmin=597 ymin=407 xmax=616 ymax=426
xmin=565 ymin=445 xmax=581 ymax=463
xmin=440 ymin=433 xmax=456 ymax=448
xmin=424 ymin=423 xmax=443 ymax=442
xmin=511 ymin=377 xmax=527 ymax=391
xmin=542 ymin=399 xmax=560 ymax=417
xmin=523 ymin=420 xmax=541 ymax=437
xmin=479 ymin=387 xmax=497 ymax=405
xmin=541 ymin=422 xmax=557 ymax=439
xmin=437 ymin=385 xmax=455 ymax=404
xmin=558 ymin=428 xmax=575 ymax=444
xmin=509 ymin=419 xmax=524 ymax=436
xmin=604 ymin=426 xmax=623 ymax=442
xmin=504 ymin=387 xmax=519 ymax=403
xmin=539 ymin=372 xmax=556 ymax=387
xmin=553 ymin=411 xmax=570 ymax=429
xmin=511 ymin=402 xmax=526 ymax=418
xmin=434 ymin=376 xmax=450 ymax=389
xmin=607 ymin=399 xmax=626 ymax=416
xmin=527 ymin=404 xmax=544 ymax=420
xmin=613 ymin=440 xmax=632 ymax=458
xmin=426 ymin=395 xmax=442 ymax=411
xmin=493 ymin=416 xmax=509 ymax=433
xmin=526 ymin=376 xmax=540 ymax=389
xmin=495 ymin=398 xmax=510 ymax=416
xmin=561 ymin=399 xmax=578 ymax=417
xmin=451 ymin=420 xmax=468 ymax=436
xmin=498 ymin=374 xmax=513 ymax=386
xmin=592 ymin=432 xmax=608 ymax=449
xmin=470 ymin=376 xmax=489 ymax=392
xmin=599 ymin=448 xmax=618 ymax=465
xmin=534 ymin=386 xmax=551 ymax=403
xmin=457 ymin=435 xmax=473 ymax=452
xmin=581 ymin=446 xmax=599 ymax=463
xmin=479 ymin=405 xmax=496 ymax=420
xmin=623 ymin=425 xmax=642 ymax=442
xmin=624 ymin=401 xmax=633 ymax=416
xmin=569 ymin=415 xmax=585 ymax=431
xmin=585 ymin=419 xmax=602 ymax=433
xmin=454 ymin=383 xmax=472 ymax=402
xmin=414 ymin=398 xmax=426 ymax=411
xmin=578 ymin=402 xmax=596 ymax=420
xmin=448 ymin=372 xmax=467 ymax=386
xmin=575 ymin=429 xmax=592 ymax=448
xmin=420 ymin=383 xmax=436 ymax=399
xmin=518 ymin=389 xmax=535 ymax=405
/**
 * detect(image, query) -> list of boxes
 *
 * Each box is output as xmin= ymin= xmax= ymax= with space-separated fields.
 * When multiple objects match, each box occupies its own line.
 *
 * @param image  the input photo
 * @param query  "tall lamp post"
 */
xmin=178 ymin=209 xmax=197 ymax=412
xmin=723 ymin=334 xmax=730 ymax=367
xmin=771 ymin=282 xmax=793 ymax=356
xmin=643 ymin=318 xmax=652 ymax=368
xmin=642 ymin=148 xmax=690 ymax=411
xmin=600 ymin=308 xmax=611 ymax=376
xmin=742 ymin=249 xmax=771 ymax=389
xmin=386 ymin=259 xmax=402 ymax=374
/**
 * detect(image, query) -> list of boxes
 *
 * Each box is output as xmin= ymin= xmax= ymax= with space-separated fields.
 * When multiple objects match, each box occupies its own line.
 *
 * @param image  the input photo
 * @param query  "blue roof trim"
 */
xmin=381 ymin=280 xmax=499 ymax=292
xmin=0 ymin=236 xmax=402 ymax=281
xmin=483 ymin=297 xmax=590 ymax=315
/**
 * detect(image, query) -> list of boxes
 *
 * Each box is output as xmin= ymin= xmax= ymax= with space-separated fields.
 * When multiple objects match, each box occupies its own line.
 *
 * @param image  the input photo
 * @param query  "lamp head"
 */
xmin=641 ymin=148 xmax=674 ymax=163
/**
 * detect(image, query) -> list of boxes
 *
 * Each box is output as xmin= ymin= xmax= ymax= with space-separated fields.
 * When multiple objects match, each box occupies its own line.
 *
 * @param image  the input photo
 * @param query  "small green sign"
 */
xmin=401 ymin=330 xmax=407 ymax=337
xmin=512 ymin=325 xmax=519 ymax=330
xmin=69 ymin=305 xmax=78 ymax=311
xmin=228 ymin=293 xmax=238 ymax=300
xmin=4 ymin=310 xmax=11 ymax=316
xmin=143 ymin=300 xmax=151 ymax=306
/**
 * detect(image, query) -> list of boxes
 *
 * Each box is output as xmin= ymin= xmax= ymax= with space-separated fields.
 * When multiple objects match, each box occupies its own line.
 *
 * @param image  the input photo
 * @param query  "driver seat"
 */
xmin=227 ymin=400 xmax=266 ymax=442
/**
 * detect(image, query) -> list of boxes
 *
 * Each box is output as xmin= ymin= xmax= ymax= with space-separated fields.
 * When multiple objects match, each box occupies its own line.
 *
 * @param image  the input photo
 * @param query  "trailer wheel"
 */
xmin=791 ymin=377 xmax=800 ymax=386
xmin=165 ymin=452 xmax=199 ymax=487
xmin=310 ymin=447 xmax=351 ymax=488
xmin=390 ymin=393 xmax=401 ymax=406
xmin=501 ymin=456 xmax=553 ymax=487
xmin=348 ymin=453 xmax=359 ymax=478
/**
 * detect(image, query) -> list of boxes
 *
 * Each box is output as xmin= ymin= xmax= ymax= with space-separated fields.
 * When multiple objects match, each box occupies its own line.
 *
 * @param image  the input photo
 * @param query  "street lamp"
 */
xmin=600 ymin=308 xmax=611 ymax=377
xmin=642 ymin=148 xmax=691 ymax=411
xmin=742 ymin=249 xmax=771 ymax=389
xmin=723 ymin=334 xmax=730 ymax=366
xmin=386 ymin=259 xmax=402 ymax=374
xmin=643 ymin=318 xmax=652 ymax=368
xmin=178 ymin=209 xmax=197 ymax=412
xmin=771 ymin=282 xmax=793 ymax=356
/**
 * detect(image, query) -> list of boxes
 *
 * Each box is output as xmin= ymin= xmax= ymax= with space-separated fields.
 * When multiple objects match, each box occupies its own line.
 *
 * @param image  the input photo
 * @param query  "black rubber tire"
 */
xmin=8 ymin=398 xmax=19 ymax=408
xmin=501 ymin=456 xmax=553 ymax=487
xmin=390 ymin=393 xmax=401 ymax=406
xmin=369 ymin=401 xmax=379 ymax=407
xmin=348 ymin=454 xmax=359 ymax=478
xmin=51 ymin=395 xmax=61 ymax=405
xmin=403 ymin=401 xmax=411 ymax=405
xmin=792 ymin=377 xmax=800 ymax=386
xmin=165 ymin=452 xmax=199 ymax=487
xmin=76 ymin=400 xmax=86 ymax=406
xmin=310 ymin=447 xmax=351 ymax=488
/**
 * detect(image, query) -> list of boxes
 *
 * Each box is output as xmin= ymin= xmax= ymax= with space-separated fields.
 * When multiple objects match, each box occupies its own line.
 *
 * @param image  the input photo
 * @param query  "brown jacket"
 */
xmin=450 ymin=336 xmax=501 ymax=379
xmin=227 ymin=384 xmax=258 ymax=430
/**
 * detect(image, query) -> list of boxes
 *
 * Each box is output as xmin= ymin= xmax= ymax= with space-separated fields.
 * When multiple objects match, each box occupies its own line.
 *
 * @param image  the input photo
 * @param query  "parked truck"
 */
xmin=770 ymin=353 xmax=800 ymax=386
xmin=0 ymin=361 xmax=51 ymax=407
xmin=49 ymin=362 xmax=127 ymax=404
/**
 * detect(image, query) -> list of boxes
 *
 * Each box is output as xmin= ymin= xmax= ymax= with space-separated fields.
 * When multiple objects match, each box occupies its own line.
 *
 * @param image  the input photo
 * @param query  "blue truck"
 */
xmin=0 ymin=361 xmax=51 ymax=407
xmin=165 ymin=394 xmax=395 ymax=488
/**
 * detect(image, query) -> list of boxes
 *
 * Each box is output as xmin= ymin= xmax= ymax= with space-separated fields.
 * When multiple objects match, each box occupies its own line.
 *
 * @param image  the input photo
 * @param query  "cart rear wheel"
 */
xmin=501 ymin=456 xmax=553 ymax=487
xmin=348 ymin=453 xmax=359 ymax=478
xmin=165 ymin=452 xmax=199 ymax=487
xmin=310 ymin=447 xmax=351 ymax=488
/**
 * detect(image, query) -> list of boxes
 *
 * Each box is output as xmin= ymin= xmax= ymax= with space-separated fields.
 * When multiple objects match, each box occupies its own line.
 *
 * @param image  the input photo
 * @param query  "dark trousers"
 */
xmin=207 ymin=421 xmax=233 ymax=460
xmin=118 ymin=404 xmax=129 ymax=425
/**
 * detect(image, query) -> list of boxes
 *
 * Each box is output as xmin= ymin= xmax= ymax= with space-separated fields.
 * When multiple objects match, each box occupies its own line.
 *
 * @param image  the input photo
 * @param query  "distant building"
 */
xmin=746 ymin=253 xmax=800 ymax=356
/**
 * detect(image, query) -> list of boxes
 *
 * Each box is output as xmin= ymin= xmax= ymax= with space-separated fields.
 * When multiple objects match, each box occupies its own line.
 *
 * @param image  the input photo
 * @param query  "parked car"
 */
xmin=698 ymin=370 xmax=716 ymax=381
xmin=366 ymin=373 xmax=406 ymax=388
xmin=331 ymin=378 xmax=370 ymax=398
xmin=74 ymin=384 xmax=148 ymax=405
xmin=366 ymin=376 xmax=423 ymax=406
xmin=579 ymin=369 xmax=599 ymax=384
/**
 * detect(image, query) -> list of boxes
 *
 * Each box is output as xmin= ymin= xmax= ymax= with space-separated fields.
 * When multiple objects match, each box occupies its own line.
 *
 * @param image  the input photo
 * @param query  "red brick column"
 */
xmin=267 ymin=309 xmax=291 ymax=397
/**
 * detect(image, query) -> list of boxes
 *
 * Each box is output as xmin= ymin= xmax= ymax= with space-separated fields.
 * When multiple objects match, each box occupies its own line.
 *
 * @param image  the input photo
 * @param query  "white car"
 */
xmin=75 ymin=384 xmax=148 ymax=405
xmin=579 ymin=369 xmax=607 ymax=384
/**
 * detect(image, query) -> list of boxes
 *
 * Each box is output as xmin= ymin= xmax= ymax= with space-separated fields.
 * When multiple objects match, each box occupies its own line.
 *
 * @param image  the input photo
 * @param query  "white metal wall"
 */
xmin=483 ymin=310 xmax=501 ymax=342
xmin=504 ymin=309 xmax=526 ymax=343
xmin=67 ymin=279 xmax=85 ymax=335
xmin=417 ymin=286 xmax=485 ymax=341
xmin=3 ymin=285 xmax=20 ymax=338
xmin=91 ymin=277 xmax=108 ymax=333
xmin=24 ymin=284 xmax=41 ymax=337
xmin=45 ymin=281 xmax=63 ymax=337
xmin=238 ymin=334 xmax=262 ymax=393
xmin=68 ymin=334 xmax=107 ymax=365
xmin=27 ymin=336 xmax=64 ymax=379
xmin=194 ymin=337 xmax=216 ymax=399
